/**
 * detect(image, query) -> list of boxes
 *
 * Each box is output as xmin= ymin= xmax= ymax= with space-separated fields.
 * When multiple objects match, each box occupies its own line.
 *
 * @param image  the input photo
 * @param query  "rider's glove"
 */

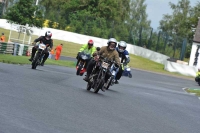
xmin=32 ymin=42 xmax=36 ymax=46
xmin=92 ymin=53 xmax=97 ymax=57
xmin=114 ymin=63 xmax=120 ymax=68
xmin=47 ymin=47 xmax=51 ymax=52
xmin=123 ymin=62 xmax=127 ymax=66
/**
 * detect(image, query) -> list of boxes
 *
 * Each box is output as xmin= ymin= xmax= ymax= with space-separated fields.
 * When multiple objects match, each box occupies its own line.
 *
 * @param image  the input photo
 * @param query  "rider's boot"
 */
xmin=83 ymin=75 xmax=89 ymax=82
xmin=115 ymin=80 xmax=119 ymax=84
xmin=29 ymin=53 xmax=34 ymax=61
xmin=29 ymin=57 xmax=33 ymax=62
xmin=29 ymin=48 xmax=36 ymax=62
xmin=40 ymin=58 xmax=47 ymax=66
xmin=29 ymin=54 xmax=34 ymax=62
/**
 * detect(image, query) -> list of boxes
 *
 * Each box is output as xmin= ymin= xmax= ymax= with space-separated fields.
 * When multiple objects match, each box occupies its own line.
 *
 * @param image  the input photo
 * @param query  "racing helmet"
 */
xmin=118 ymin=41 xmax=127 ymax=53
xmin=107 ymin=38 xmax=117 ymax=50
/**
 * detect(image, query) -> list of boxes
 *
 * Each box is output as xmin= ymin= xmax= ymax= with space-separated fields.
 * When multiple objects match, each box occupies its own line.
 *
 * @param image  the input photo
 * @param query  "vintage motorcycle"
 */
xmin=31 ymin=43 xmax=46 ymax=69
xmin=76 ymin=51 xmax=91 ymax=76
xmin=195 ymin=76 xmax=200 ymax=86
xmin=86 ymin=56 xmax=112 ymax=93
xmin=103 ymin=61 xmax=118 ymax=90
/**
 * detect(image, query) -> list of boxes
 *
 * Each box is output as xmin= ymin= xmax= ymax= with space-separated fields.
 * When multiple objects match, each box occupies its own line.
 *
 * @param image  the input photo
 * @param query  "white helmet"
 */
xmin=107 ymin=38 xmax=117 ymax=50
xmin=118 ymin=41 xmax=127 ymax=53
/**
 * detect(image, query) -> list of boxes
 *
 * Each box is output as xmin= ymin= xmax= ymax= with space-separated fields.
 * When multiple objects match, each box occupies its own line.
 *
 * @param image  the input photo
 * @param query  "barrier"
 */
xmin=164 ymin=60 xmax=196 ymax=77
xmin=0 ymin=43 xmax=7 ymax=54
xmin=0 ymin=19 xmax=169 ymax=64
xmin=0 ymin=42 xmax=15 ymax=54
xmin=0 ymin=42 xmax=31 ymax=56
xmin=13 ymin=43 xmax=20 ymax=56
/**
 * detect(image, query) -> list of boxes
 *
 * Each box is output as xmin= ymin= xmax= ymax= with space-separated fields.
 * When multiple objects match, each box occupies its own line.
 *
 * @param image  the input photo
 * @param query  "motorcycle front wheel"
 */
xmin=105 ymin=76 xmax=114 ymax=90
xmin=94 ymin=78 xmax=104 ymax=93
xmin=128 ymin=73 xmax=132 ymax=78
xmin=86 ymin=83 xmax=92 ymax=91
xmin=32 ymin=53 xmax=40 ymax=69
xmin=76 ymin=62 xmax=83 ymax=75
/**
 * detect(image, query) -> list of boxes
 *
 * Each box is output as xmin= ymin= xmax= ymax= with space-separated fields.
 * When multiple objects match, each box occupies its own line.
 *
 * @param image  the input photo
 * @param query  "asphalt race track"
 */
xmin=0 ymin=62 xmax=200 ymax=133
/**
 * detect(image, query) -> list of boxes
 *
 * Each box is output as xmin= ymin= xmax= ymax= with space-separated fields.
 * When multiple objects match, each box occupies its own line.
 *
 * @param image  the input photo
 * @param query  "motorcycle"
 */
xmin=86 ymin=56 xmax=112 ymax=93
xmin=31 ymin=43 xmax=46 ymax=69
xmin=122 ymin=65 xmax=132 ymax=78
xmin=195 ymin=77 xmax=200 ymax=86
xmin=104 ymin=61 xmax=118 ymax=90
xmin=76 ymin=51 xmax=91 ymax=76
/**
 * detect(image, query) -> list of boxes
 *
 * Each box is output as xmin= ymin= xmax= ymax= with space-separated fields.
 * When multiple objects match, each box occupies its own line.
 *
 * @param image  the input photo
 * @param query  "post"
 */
xmin=163 ymin=32 xmax=168 ymax=54
xmin=36 ymin=0 xmax=39 ymax=5
xmin=138 ymin=26 xmax=142 ymax=46
xmin=22 ymin=27 xmax=26 ymax=44
xmin=173 ymin=35 xmax=177 ymax=58
xmin=179 ymin=38 xmax=187 ymax=61
xmin=8 ymin=24 xmax=12 ymax=43
xmin=34 ymin=0 xmax=39 ymax=16
xmin=147 ymin=28 xmax=153 ymax=49
xmin=156 ymin=31 xmax=161 ymax=52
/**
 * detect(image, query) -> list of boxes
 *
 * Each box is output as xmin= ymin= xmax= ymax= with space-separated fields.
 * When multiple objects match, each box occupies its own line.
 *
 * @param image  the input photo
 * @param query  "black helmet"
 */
xmin=45 ymin=31 xmax=52 ymax=40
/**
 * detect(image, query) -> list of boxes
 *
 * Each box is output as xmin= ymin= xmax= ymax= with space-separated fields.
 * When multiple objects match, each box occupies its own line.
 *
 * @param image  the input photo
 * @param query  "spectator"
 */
xmin=0 ymin=33 xmax=6 ymax=42
xmin=55 ymin=44 xmax=63 ymax=60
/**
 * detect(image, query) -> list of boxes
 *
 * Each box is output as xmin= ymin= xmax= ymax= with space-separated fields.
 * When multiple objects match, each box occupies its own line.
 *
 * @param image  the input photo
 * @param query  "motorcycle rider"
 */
xmin=83 ymin=38 xmax=121 ymax=89
xmin=29 ymin=31 xmax=53 ymax=66
xmin=76 ymin=39 xmax=96 ymax=68
xmin=115 ymin=41 xmax=130 ymax=84
xmin=195 ymin=68 xmax=200 ymax=82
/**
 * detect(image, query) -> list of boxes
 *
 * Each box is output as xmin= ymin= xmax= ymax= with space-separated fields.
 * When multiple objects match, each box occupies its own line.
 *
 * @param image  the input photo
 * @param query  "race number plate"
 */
xmin=102 ymin=62 xmax=109 ymax=69
xmin=39 ymin=43 xmax=46 ymax=50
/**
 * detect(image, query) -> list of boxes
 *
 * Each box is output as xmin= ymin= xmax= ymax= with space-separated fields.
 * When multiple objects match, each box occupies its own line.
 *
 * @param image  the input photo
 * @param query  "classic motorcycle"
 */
xmin=195 ymin=77 xmax=200 ymax=86
xmin=76 ymin=51 xmax=91 ymax=76
xmin=31 ymin=43 xmax=46 ymax=69
xmin=104 ymin=61 xmax=118 ymax=90
xmin=86 ymin=56 xmax=112 ymax=93
xmin=122 ymin=65 xmax=132 ymax=78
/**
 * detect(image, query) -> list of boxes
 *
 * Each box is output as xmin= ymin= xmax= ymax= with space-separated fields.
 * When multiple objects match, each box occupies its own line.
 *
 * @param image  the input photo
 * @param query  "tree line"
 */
xmin=2 ymin=0 xmax=200 ymax=59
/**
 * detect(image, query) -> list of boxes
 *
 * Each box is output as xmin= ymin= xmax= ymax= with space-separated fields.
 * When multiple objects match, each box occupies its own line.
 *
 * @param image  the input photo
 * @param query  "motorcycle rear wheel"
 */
xmin=105 ymin=77 xmax=114 ymax=90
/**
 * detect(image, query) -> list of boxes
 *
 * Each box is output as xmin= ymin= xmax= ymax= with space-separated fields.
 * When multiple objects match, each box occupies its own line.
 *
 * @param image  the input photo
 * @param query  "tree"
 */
xmin=4 ymin=0 xmax=44 ymax=28
xmin=159 ymin=0 xmax=191 ymax=38
xmin=159 ymin=0 xmax=200 ymax=58
xmin=39 ymin=0 xmax=131 ymax=39
xmin=127 ymin=0 xmax=151 ymax=46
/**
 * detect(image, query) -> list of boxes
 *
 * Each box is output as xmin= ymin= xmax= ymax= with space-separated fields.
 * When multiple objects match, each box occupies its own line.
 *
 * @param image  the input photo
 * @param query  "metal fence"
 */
xmin=65 ymin=16 xmax=188 ymax=60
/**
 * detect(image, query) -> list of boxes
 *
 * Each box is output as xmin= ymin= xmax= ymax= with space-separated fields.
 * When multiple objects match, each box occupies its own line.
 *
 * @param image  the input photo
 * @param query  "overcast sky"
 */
xmin=145 ymin=0 xmax=199 ymax=30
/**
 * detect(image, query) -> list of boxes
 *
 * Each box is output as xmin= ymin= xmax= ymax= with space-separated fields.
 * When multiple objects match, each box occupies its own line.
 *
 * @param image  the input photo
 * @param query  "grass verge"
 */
xmin=185 ymin=88 xmax=200 ymax=97
xmin=0 ymin=54 xmax=75 ymax=68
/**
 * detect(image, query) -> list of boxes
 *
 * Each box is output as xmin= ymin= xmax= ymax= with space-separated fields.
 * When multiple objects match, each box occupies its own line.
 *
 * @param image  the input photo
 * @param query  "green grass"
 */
xmin=0 ymin=27 xmax=194 ymax=79
xmin=0 ymin=54 xmax=75 ymax=68
xmin=185 ymin=88 xmax=200 ymax=97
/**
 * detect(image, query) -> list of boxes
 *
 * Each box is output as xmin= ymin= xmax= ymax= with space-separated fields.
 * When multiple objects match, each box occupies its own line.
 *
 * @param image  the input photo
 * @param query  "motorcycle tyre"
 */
xmin=86 ymin=83 xmax=92 ymax=91
xmin=94 ymin=79 xmax=103 ymax=93
xmin=128 ymin=73 xmax=132 ymax=78
xmin=76 ymin=63 xmax=83 ymax=75
xmin=32 ymin=53 xmax=40 ymax=69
